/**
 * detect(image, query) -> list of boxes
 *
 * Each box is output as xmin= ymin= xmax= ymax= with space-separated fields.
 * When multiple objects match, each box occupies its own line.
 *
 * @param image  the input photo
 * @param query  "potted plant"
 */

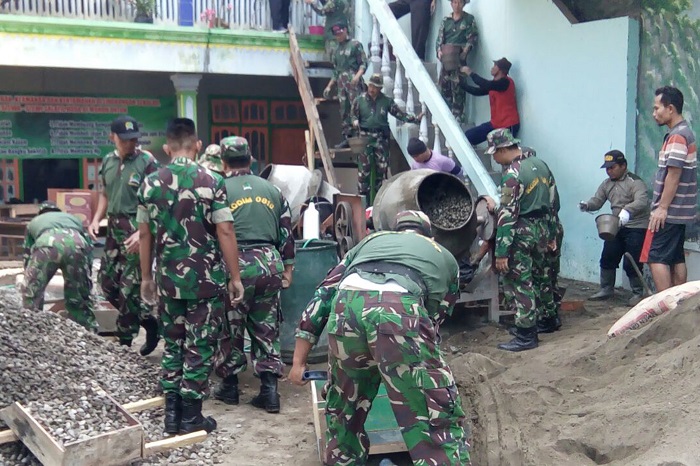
xmin=127 ymin=0 xmax=156 ymax=23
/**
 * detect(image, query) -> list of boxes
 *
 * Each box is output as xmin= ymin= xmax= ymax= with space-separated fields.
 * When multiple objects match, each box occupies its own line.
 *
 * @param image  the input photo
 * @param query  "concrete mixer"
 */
xmin=372 ymin=169 xmax=478 ymax=259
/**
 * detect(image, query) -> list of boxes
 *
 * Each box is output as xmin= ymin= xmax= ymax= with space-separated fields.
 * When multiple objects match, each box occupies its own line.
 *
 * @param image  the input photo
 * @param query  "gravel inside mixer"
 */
xmin=418 ymin=174 xmax=473 ymax=229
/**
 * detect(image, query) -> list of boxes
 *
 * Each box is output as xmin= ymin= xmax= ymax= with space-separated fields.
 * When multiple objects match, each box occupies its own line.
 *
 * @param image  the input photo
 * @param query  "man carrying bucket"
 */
xmin=436 ymin=0 xmax=478 ymax=124
xmin=579 ymin=150 xmax=649 ymax=306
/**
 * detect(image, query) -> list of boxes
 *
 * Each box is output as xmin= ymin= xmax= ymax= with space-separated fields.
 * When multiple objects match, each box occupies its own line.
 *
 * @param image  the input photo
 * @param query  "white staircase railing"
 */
xmin=365 ymin=0 xmax=498 ymax=199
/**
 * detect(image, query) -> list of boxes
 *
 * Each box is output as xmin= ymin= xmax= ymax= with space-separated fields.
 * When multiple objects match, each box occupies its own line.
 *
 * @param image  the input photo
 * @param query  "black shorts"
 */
xmin=647 ymin=223 xmax=686 ymax=265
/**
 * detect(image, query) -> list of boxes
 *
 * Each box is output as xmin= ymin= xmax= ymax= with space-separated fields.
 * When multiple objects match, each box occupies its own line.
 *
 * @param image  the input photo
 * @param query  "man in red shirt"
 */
xmin=460 ymin=57 xmax=520 ymax=145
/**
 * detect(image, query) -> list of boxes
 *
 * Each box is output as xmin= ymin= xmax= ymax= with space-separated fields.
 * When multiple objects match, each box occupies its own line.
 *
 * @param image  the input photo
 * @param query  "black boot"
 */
xmin=178 ymin=398 xmax=217 ymax=434
xmin=213 ymin=374 xmax=239 ymax=405
xmin=139 ymin=315 xmax=160 ymax=356
xmin=497 ymin=326 xmax=538 ymax=352
xmin=536 ymin=314 xmax=562 ymax=333
xmin=251 ymin=372 xmax=281 ymax=413
xmin=119 ymin=337 xmax=132 ymax=347
xmin=163 ymin=392 xmax=182 ymax=434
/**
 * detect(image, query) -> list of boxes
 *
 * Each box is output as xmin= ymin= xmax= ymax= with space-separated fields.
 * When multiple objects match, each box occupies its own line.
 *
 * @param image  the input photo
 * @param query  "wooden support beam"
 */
xmin=143 ymin=431 xmax=208 ymax=457
xmin=123 ymin=397 xmax=165 ymax=413
xmin=0 ymin=429 xmax=18 ymax=445
xmin=288 ymin=27 xmax=337 ymax=187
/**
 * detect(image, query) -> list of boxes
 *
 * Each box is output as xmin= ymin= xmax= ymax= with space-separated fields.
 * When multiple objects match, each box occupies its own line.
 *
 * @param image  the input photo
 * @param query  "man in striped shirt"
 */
xmin=647 ymin=86 xmax=698 ymax=291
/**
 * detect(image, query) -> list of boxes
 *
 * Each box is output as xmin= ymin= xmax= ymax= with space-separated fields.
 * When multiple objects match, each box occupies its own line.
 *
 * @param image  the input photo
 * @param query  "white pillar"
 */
xmin=170 ymin=74 xmax=202 ymax=125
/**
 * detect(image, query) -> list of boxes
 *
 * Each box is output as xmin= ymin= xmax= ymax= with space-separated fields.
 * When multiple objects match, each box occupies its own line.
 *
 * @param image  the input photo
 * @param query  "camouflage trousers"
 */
xmin=337 ymin=73 xmax=366 ymax=138
xmin=216 ymin=246 xmax=285 ymax=378
xmin=324 ymin=290 xmax=470 ymax=466
xmin=160 ymin=294 xmax=226 ymax=400
xmin=544 ymin=221 xmax=564 ymax=316
xmin=23 ymin=229 xmax=97 ymax=331
xmin=99 ymin=215 xmax=151 ymax=341
xmin=358 ymin=130 xmax=390 ymax=200
xmin=438 ymin=69 xmax=466 ymax=124
xmin=501 ymin=217 xmax=554 ymax=328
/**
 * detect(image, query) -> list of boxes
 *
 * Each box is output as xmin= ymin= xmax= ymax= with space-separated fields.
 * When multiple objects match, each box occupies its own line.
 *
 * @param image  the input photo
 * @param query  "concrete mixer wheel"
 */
xmin=335 ymin=201 xmax=353 ymax=239
xmin=339 ymin=235 xmax=355 ymax=258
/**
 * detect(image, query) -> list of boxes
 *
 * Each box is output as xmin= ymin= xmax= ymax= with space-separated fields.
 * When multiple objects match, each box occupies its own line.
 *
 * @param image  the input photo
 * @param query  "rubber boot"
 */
xmin=537 ymin=314 xmax=562 ymax=333
xmin=588 ymin=269 xmax=616 ymax=301
xmin=627 ymin=276 xmax=645 ymax=307
xmin=497 ymin=326 xmax=538 ymax=352
xmin=251 ymin=372 xmax=281 ymax=413
xmin=213 ymin=374 xmax=239 ymax=405
xmin=178 ymin=398 xmax=217 ymax=434
xmin=163 ymin=392 xmax=182 ymax=434
xmin=139 ymin=315 xmax=160 ymax=356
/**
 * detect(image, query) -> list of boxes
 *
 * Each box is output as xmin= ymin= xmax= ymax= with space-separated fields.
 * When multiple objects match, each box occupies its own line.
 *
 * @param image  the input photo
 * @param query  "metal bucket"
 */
xmin=595 ymin=214 xmax=619 ymax=241
xmin=347 ymin=136 xmax=369 ymax=155
xmin=440 ymin=44 xmax=461 ymax=72
xmin=372 ymin=169 xmax=477 ymax=259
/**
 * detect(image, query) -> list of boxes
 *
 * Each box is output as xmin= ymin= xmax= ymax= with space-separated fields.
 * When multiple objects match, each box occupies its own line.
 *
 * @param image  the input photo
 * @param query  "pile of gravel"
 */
xmin=0 ymin=287 xmax=229 ymax=466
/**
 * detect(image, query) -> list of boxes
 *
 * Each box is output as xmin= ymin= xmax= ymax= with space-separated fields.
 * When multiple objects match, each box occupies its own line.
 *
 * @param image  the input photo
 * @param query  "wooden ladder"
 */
xmin=288 ymin=28 xmax=337 ymax=188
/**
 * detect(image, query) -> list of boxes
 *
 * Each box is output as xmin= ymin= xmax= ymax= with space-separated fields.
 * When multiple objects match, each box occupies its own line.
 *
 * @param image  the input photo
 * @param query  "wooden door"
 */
xmin=270 ymin=128 xmax=306 ymax=166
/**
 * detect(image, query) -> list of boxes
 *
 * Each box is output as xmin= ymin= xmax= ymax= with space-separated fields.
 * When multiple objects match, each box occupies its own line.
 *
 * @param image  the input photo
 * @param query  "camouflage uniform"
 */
xmin=137 ymin=156 xmax=233 ymax=399
xmin=308 ymin=0 xmax=350 ymax=56
xmin=296 ymin=229 xmax=470 ymax=466
xmin=332 ymin=38 xmax=368 ymax=140
xmin=23 ymin=210 xmax=96 ymax=331
xmin=99 ymin=148 xmax=158 ymax=341
xmin=216 ymin=164 xmax=295 ymax=379
xmin=492 ymin=138 xmax=557 ymax=329
xmin=436 ymin=13 xmax=478 ymax=123
xmin=351 ymin=89 xmax=420 ymax=200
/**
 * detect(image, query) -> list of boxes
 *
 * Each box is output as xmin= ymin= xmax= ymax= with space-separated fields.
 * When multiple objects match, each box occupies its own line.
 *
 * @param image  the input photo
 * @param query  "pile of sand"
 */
xmin=449 ymin=292 xmax=700 ymax=466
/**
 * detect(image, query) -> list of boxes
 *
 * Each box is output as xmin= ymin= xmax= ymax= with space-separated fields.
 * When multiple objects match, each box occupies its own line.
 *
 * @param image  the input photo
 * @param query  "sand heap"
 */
xmin=448 ymin=293 xmax=700 ymax=466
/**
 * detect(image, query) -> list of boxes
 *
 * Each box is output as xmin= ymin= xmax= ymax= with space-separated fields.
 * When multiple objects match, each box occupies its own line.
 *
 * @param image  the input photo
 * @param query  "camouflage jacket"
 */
xmin=332 ymin=39 xmax=368 ymax=80
xmin=351 ymin=92 xmax=419 ymax=131
xmin=295 ymin=230 xmax=459 ymax=345
xmin=137 ymin=156 xmax=233 ymax=299
xmin=309 ymin=0 xmax=349 ymax=40
xmin=436 ymin=12 xmax=478 ymax=53
xmin=496 ymin=147 xmax=558 ymax=258
xmin=23 ymin=212 xmax=90 ymax=268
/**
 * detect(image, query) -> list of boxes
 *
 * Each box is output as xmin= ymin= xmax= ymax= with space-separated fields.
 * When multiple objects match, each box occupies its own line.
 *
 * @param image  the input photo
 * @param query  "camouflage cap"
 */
xmin=220 ymin=136 xmax=251 ymax=163
xmin=198 ymin=144 xmax=224 ymax=173
xmin=368 ymin=73 xmax=384 ymax=88
xmin=485 ymin=128 xmax=520 ymax=155
xmin=393 ymin=210 xmax=432 ymax=237
xmin=38 ymin=201 xmax=62 ymax=215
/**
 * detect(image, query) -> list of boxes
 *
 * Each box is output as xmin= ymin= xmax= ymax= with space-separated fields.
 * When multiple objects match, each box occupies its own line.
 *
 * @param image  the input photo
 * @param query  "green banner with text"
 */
xmin=0 ymin=94 xmax=176 ymax=159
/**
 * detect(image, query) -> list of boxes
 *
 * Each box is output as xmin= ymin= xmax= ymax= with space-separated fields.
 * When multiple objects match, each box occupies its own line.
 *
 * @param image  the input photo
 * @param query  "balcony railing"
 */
xmin=0 ymin=0 xmax=324 ymax=33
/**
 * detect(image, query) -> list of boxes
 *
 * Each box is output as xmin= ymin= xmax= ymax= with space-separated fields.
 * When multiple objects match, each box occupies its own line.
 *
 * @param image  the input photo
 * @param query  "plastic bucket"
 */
xmin=309 ymin=25 xmax=324 ymax=35
xmin=595 ymin=214 xmax=619 ymax=241
xmin=440 ymin=44 xmax=461 ymax=71
xmin=279 ymin=240 xmax=339 ymax=364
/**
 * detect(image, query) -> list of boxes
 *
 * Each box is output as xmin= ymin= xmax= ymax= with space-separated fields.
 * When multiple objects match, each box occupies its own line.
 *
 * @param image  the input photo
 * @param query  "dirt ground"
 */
xmin=153 ymin=277 xmax=700 ymax=466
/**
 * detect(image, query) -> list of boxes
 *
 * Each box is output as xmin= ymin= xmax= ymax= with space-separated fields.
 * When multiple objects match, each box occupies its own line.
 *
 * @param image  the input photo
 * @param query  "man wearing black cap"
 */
xmin=89 ymin=115 xmax=160 ymax=355
xmin=460 ymin=57 xmax=520 ymax=146
xmin=22 ymin=202 xmax=97 ymax=332
xmin=579 ymin=150 xmax=650 ymax=305
xmin=407 ymin=137 xmax=464 ymax=179
xmin=322 ymin=22 xmax=368 ymax=149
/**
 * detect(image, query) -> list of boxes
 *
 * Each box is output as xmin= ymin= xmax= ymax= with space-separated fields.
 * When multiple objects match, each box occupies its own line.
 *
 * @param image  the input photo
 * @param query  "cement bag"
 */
xmin=607 ymin=280 xmax=700 ymax=337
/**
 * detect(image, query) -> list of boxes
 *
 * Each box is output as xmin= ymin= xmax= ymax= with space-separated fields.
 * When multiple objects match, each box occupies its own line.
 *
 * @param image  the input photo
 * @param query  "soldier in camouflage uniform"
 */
xmin=23 ymin=202 xmax=97 ymax=332
xmin=351 ymin=74 xmax=423 ymax=202
xmin=305 ymin=0 xmax=350 ymax=57
xmin=323 ymin=23 xmax=368 ymax=149
xmin=198 ymin=143 xmax=227 ymax=177
xmin=436 ymin=0 xmax=478 ymax=124
xmin=486 ymin=129 xmax=558 ymax=352
xmin=88 ymin=115 xmax=160 ymax=355
xmin=138 ymin=118 xmax=244 ymax=435
xmin=213 ymin=136 xmax=295 ymax=414
xmin=289 ymin=211 xmax=471 ymax=466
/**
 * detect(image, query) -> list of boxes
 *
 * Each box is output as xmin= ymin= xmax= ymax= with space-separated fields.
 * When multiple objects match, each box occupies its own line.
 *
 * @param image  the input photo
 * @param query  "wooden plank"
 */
xmin=143 ymin=431 xmax=208 ymax=457
xmin=0 ymin=403 xmax=65 ymax=466
xmin=288 ymin=27 xmax=337 ymax=188
xmin=122 ymin=397 xmax=165 ymax=413
xmin=62 ymin=424 xmax=142 ymax=466
xmin=0 ymin=429 xmax=19 ymax=445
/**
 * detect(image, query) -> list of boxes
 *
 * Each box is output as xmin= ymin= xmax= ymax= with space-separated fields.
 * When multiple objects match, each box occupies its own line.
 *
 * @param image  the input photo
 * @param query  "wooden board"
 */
xmin=288 ymin=28 xmax=337 ymax=188
xmin=0 ymin=403 xmax=66 ymax=466
xmin=143 ymin=430 xmax=207 ymax=457
xmin=311 ymin=380 xmax=407 ymax=462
